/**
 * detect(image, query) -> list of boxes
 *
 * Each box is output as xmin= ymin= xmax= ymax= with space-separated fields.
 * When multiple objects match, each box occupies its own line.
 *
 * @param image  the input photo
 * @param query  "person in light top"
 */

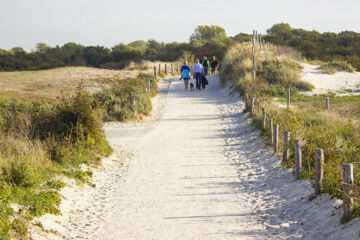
xmin=193 ymin=59 xmax=204 ymax=90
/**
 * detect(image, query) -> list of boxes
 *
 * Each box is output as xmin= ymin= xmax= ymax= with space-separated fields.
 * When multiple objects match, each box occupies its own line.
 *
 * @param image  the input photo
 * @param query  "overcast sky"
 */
xmin=1 ymin=0 xmax=360 ymax=51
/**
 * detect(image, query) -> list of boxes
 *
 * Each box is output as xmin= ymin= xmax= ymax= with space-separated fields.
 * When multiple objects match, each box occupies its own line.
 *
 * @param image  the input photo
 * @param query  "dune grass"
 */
xmin=220 ymin=42 xmax=360 ymax=221
xmin=320 ymin=60 xmax=355 ymax=74
xmin=0 ymin=66 xmax=160 ymax=239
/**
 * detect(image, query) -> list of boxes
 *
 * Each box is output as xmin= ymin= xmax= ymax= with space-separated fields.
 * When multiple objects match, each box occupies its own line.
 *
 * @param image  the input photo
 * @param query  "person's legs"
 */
xmin=204 ymin=67 xmax=208 ymax=76
xmin=199 ymin=74 xmax=203 ymax=90
xmin=195 ymin=73 xmax=201 ymax=90
xmin=184 ymin=79 xmax=188 ymax=90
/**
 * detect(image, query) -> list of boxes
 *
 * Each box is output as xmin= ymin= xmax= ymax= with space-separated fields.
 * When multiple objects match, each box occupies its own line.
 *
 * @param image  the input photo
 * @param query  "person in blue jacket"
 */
xmin=180 ymin=61 xmax=191 ymax=90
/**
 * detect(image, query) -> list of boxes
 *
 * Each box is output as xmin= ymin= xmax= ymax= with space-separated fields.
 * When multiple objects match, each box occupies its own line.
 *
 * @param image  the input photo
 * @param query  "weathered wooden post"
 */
xmin=245 ymin=93 xmax=249 ymax=108
xmin=250 ymin=97 xmax=255 ymax=115
xmin=270 ymin=119 xmax=273 ymax=143
xmin=165 ymin=64 xmax=167 ymax=73
xmin=274 ymin=124 xmax=279 ymax=153
xmin=262 ymin=109 xmax=266 ymax=129
xmin=314 ymin=149 xmax=324 ymax=195
xmin=154 ymin=66 xmax=157 ymax=79
xmin=171 ymin=63 xmax=173 ymax=74
xmin=159 ymin=64 xmax=161 ymax=74
xmin=257 ymin=102 xmax=260 ymax=114
xmin=259 ymin=34 xmax=262 ymax=49
xmin=326 ymin=97 xmax=330 ymax=110
xmin=132 ymin=97 xmax=136 ymax=106
xmin=342 ymin=163 xmax=354 ymax=222
xmin=252 ymin=30 xmax=256 ymax=82
xmin=283 ymin=131 xmax=290 ymax=162
xmin=287 ymin=89 xmax=291 ymax=108
xmin=294 ymin=139 xmax=302 ymax=179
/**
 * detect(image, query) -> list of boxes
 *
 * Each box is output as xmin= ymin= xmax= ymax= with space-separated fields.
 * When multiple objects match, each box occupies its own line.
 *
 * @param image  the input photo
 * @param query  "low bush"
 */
xmin=94 ymin=73 xmax=157 ymax=121
xmin=320 ymin=60 xmax=355 ymax=74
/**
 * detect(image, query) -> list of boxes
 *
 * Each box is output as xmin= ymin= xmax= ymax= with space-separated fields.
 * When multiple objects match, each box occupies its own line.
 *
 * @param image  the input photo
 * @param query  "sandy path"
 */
xmin=32 ymin=76 xmax=360 ymax=239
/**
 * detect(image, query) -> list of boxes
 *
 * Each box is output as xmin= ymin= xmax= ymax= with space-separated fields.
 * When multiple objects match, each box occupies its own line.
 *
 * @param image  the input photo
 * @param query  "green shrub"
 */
xmin=2 ymin=161 xmax=38 ymax=188
xmin=320 ymin=60 xmax=355 ymax=74
xmin=11 ymin=218 xmax=27 ymax=235
xmin=93 ymin=73 xmax=156 ymax=121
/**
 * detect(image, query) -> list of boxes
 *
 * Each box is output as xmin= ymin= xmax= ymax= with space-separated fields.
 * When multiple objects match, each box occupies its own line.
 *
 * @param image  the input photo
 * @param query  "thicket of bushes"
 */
xmin=264 ymin=23 xmax=360 ymax=71
xmin=220 ymin=42 xmax=360 ymax=221
xmin=0 ymin=73 xmax=156 ymax=239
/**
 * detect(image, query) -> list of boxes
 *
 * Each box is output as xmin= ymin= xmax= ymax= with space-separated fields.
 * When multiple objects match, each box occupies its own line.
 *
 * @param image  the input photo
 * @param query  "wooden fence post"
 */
xmin=262 ymin=109 xmax=266 ymax=129
xmin=259 ymin=34 xmax=262 ymax=49
xmin=326 ymin=97 xmax=330 ymax=110
xmin=245 ymin=93 xmax=249 ymax=108
xmin=132 ymin=97 xmax=136 ymax=106
xmin=274 ymin=124 xmax=279 ymax=153
xmin=270 ymin=119 xmax=273 ymax=143
xmin=314 ymin=149 xmax=324 ymax=195
xmin=342 ymin=163 xmax=354 ymax=222
xmin=165 ymin=64 xmax=167 ymax=73
xmin=250 ymin=97 xmax=255 ymax=115
xmin=159 ymin=64 xmax=161 ymax=74
xmin=283 ymin=131 xmax=290 ymax=162
xmin=154 ymin=66 xmax=157 ymax=79
xmin=171 ymin=63 xmax=173 ymax=74
xmin=252 ymin=30 xmax=256 ymax=82
xmin=287 ymin=89 xmax=291 ymax=108
xmin=295 ymin=139 xmax=302 ymax=179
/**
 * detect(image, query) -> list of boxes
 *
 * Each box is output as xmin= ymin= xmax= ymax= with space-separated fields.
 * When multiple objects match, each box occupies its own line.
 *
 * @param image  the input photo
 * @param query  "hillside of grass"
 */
xmin=0 ymin=67 xmax=159 ymax=239
xmin=219 ymin=42 xmax=360 ymax=221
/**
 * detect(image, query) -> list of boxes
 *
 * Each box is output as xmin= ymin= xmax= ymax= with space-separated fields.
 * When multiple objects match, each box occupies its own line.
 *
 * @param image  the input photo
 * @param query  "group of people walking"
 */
xmin=180 ymin=56 xmax=219 ymax=91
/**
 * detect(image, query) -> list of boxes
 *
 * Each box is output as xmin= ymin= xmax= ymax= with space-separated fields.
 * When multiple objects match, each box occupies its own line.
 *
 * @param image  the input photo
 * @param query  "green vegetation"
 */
xmin=219 ymin=43 xmax=314 ymax=98
xmin=264 ymin=23 xmax=360 ymax=71
xmin=220 ymin=42 xmax=360 ymax=221
xmin=0 ymin=25 xmax=233 ymax=72
xmin=320 ymin=60 xmax=355 ymax=74
xmin=0 ymin=70 xmax=157 ymax=238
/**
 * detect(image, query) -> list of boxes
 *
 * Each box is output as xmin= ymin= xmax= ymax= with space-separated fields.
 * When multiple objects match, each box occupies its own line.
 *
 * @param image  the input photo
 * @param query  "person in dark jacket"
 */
xmin=200 ymin=56 xmax=210 ymax=76
xmin=210 ymin=56 xmax=218 ymax=74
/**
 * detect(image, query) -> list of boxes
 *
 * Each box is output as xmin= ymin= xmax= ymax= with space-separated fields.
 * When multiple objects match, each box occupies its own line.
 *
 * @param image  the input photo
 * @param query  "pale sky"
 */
xmin=1 ymin=0 xmax=360 ymax=51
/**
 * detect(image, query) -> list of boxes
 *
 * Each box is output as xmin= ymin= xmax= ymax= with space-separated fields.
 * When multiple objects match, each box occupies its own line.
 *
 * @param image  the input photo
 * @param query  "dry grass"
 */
xmin=0 ymin=67 xmax=142 ymax=101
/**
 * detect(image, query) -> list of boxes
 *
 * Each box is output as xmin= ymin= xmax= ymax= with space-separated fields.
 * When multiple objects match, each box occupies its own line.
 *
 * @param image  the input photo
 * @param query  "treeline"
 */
xmin=0 ymin=25 xmax=233 ymax=71
xmin=263 ymin=23 xmax=360 ymax=70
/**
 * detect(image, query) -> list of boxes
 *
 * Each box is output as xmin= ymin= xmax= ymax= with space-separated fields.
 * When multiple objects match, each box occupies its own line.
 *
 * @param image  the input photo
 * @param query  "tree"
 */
xmin=36 ymin=43 xmax=50 ymax=53
xmin=267 ymin=23 xmax=292 ymax=36
xmin=128 ymin=40 xmax=147 ymax=53
xmin=189 ymin=25 xmax=227 ymax=44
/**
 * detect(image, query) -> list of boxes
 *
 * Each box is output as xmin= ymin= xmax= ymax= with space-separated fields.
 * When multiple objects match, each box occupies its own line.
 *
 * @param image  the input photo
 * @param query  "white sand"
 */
xmin=30 ymin=76 xmax=360 ymax=239
xmin=301 ymin=63 xmax=360 ymax=95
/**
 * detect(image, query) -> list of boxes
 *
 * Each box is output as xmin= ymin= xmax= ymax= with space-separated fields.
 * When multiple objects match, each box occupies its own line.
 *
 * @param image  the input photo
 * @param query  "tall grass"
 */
xmin=0 ymin=72 xmax=157 ymax=238
xmin=320 ymin=60 xmax=355 ymax=74
xmin=220 ymin=42 xmax=360 ymax=221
